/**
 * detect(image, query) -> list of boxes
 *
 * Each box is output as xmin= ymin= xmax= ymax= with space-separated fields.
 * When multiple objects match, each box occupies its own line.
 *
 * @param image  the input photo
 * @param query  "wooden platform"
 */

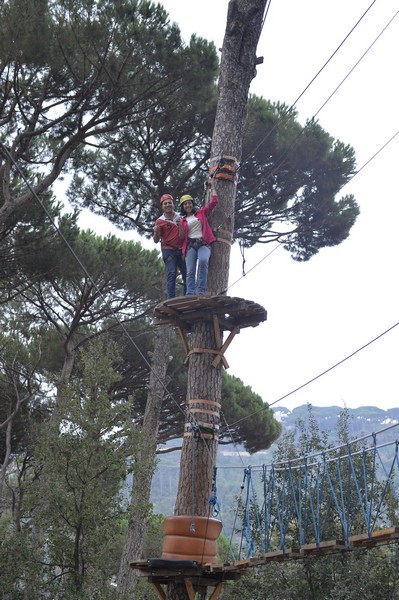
xmin=131 ymin=527 xmax=399 ymax=580
xmin=131 ymin=529 xmax=399 ymax=599
xmin=130 ymin=557 xmax=249 ymax=585
xmin=153 ymin=295 xmax=267 ymax=332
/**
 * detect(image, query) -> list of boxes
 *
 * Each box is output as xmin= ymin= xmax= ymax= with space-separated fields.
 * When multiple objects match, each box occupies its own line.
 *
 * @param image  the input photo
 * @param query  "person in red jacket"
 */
xmin=153 ymin=194 xmax=186 ymax=298
xmin=179 ymin=181 xmax=218 ymax=296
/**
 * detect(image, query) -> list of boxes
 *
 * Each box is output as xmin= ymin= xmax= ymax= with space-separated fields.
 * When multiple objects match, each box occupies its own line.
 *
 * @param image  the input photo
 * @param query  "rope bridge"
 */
xmin=222 ymin=423 xmax=399 ymax=561
xmin=131 ymin=424 xmax=399 ymax=599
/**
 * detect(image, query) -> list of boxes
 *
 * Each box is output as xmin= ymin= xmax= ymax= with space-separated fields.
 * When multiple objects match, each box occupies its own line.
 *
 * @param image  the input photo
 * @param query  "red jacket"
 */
xmin=154 ymin=213 xmax=183 ymax=250
xmin=181 ymin=194 xmax=218 ymax=256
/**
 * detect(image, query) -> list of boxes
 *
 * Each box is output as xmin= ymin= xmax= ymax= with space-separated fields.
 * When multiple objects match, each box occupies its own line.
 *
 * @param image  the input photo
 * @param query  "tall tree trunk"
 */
xmin=174 ymin=321 xmax=221 ymax=516
xmin=117 ymin=325 xmax=172 ymax=596
xmin=169 ymin=2 xmax=267 ymax=598
xmin=208 ymin=0 xmax=267 ymax=295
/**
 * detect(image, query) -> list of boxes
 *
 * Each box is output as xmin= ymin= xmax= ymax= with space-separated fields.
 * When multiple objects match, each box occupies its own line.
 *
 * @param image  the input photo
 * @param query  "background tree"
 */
xmin=221 ymin=407 xmax=399 ymax=600
xmin=69 ymin=95 xmax=359 ymax=261
xmin=0 ymin=0 xmax=217 ymax=223
xmin=0 ymin=1 xmax=363 ymax=598
xmin=0 ymin=338 xmax=139 ymax=599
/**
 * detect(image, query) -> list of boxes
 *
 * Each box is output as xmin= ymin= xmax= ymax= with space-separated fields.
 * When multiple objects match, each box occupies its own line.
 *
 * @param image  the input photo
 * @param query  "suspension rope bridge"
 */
xmin=226 ymin=423 xmax=399 ymax=561
xmin=132 ymin=423 xmax=399 ymax=598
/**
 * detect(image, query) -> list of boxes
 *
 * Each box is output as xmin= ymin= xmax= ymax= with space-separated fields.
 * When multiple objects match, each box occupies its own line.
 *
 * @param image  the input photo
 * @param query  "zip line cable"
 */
xmin=2 ymin=1 xmax=397 ymax=453
xmin=310 ymin=9 xmax=399 ymax=123
xmin=0 ymin=142 xmax=192 ymax=425
xmin=3 ymin=118 xmax=396 ymax=449
xmin=241 ymin=0 xmax=379 ymax=166
xmin=217 ymin=1 xmax=392 ymax=250
xmin=222 ymin=123 xmax=399 ymax=436
xmin=219 ymin=320 xmax=399 ymax=435
xmin=225 ymin=6 xmax=399 ymax=284
xmin=226 ymin=123 xmax=399 ymax=294
xmin=242 ymin=5 xmax=399 ymax=204
xmin=1 ymin=144 xmax=222 ymax=463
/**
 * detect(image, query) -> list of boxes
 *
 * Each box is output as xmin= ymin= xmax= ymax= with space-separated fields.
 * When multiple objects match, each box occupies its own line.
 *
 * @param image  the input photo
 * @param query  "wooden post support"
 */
xmin=212 ymin=314 xmax=222 ymax=350
xmin=209 ymin=582 xmax=224 ymax=600
xmin=151 ymin=582 xmax=166 ymax=600
xmin=176 ymin=325 xmax=189 ymax=356
xmin=212 ymin=326 xmax=239 ymax=368
xmin=184 ymin=578 xmax=195 ymax=600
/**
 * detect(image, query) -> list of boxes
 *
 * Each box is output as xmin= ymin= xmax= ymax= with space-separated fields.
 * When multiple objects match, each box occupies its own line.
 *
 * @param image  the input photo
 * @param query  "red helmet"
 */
xmin=160 ymin=193 xmax=173 ymax=205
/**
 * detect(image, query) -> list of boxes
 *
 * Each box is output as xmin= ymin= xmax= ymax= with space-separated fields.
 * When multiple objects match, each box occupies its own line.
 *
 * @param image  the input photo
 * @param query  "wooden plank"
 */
xmin=251 ymin=548 xmax=301 ymax=562
xmin=349 ymin=533 xmax=376 ymax=547
xmin=371 ymin=527 xmax=399 ymax=539
xmin=212 ymin=314 xmax=222 ymax=350
xmin=154 ymin=295 xmax=267 ymax=332
xmin=151 ymin=583 xmax=166 ymax=600
xmin=301 ymin=539 xmax=345 ymax=553
xmin=184 ymin=579 xmax=195 ymax=600
xmin=232 ymin=559 xmax=251 ymax=567
xmin=209 ymin=582 xmax=224 ymax=600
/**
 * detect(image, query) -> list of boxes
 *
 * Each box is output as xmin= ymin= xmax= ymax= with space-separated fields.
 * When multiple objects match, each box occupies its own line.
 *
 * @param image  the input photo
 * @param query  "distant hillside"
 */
xmin=273 ymin=404 xmax=399 ymax=439
xmin=150 ymin=404 xmax=399 ymax=518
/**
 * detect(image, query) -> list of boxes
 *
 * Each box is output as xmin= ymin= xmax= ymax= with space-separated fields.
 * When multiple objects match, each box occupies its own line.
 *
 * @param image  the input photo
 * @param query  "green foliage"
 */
xmin=222 ymin=547 xmax=399 ymax=600
xmin=0 ymin=0 xmax=218 ymax=238
xmin=0 ymin=338 xmax=140 ymax=599
xmin=114 ymin=330 xmax=281 ymax=453
xmin=0 ymin=195 xmax=80 ymax=303
xmin=236 ymin=99 xmax=359 ymax=260
xmin=221 ymin=408 xmax=399 ymax=599
xmin=220 ymin=372 xmax=281 ymax=453
xmin=0 ymin=0 xmax=51 ymax=65
xmin=69 ymin=92 xmax=359 ymax=262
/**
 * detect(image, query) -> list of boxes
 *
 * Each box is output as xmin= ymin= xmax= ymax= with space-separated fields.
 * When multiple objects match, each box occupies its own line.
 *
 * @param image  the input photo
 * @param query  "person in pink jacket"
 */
xmin=179 ymin=181 xmax=218 ymax=296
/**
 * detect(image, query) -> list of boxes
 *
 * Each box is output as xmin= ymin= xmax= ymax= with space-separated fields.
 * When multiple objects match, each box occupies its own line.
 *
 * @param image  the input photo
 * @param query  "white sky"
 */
xmin=79 ymin=0 xmax=399 ymax=413
xmin=157 ymin=0 xmax=399 ymax=413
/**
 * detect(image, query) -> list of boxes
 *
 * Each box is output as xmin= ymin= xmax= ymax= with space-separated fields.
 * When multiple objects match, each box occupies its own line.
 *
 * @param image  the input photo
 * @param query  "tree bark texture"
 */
xmin=175 ymin=0 xmax=267 ymax=519
xmin=174 ymin=320 xmax=221 ymax=516
xmin=208 ymin=0 xmax=268 ymax=296
xmin=117 ymin=325 xmax=172 ymax=597
xmin=168 ymin=2 xmax=267 ymax=598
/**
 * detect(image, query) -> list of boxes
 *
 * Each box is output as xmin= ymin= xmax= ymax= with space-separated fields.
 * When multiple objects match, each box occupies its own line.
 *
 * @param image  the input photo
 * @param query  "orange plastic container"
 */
xmin=161 ymin=515 xmax=222 ymax=564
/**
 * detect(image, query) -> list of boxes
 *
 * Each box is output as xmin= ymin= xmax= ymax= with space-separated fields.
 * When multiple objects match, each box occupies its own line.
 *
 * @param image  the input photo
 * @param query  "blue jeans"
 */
xmin=185 ymin=244 xmax=211 ymax=295
xmin=162 ymin=249 xmax=186 ymax=298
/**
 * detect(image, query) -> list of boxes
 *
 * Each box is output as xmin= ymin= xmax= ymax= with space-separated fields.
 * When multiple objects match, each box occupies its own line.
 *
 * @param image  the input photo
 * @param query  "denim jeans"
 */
xmin=185 ymin=244 xmax=211 ymax=295
xmin=162 ymin=249 xmax=186 ymax=298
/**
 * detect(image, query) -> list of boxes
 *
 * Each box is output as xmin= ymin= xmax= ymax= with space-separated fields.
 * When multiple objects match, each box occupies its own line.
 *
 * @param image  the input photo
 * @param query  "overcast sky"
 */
xmin=77 ymin=1 xmax=399 ymax=413
xmin=154 ymin=0 xmax=399 ymax=413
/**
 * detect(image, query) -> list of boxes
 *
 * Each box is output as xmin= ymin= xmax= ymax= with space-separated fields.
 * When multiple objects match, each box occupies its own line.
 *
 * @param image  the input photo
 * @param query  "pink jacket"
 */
xmin=181 ymin=194 xmax=218 ymax=256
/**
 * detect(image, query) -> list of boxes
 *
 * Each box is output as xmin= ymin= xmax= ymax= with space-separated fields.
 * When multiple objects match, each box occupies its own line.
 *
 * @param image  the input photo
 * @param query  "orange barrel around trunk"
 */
xmin=161 ymin=515 xmax=222 ymax=564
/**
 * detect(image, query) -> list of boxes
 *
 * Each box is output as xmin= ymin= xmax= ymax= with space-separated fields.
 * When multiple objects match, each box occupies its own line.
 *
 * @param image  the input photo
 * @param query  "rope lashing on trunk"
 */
xmin=185 ymin=347 xmax=229 ymax=369
xmin=187 ymin=398 xmax=221 ymax=409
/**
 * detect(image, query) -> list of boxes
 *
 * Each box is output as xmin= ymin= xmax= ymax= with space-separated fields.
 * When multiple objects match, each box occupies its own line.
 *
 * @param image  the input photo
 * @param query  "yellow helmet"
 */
xmin=179 ymin=194 xmax=193 ymax=205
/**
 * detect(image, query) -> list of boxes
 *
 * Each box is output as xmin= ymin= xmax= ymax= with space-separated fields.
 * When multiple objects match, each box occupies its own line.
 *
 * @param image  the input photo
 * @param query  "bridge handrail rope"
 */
xmin=241 ymin=467 xmax=256 ymax=558
xmin=220 ymin=421 xmax=399 ymax=471
xmin=227 ymin=429 xmax=399 ymax=557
